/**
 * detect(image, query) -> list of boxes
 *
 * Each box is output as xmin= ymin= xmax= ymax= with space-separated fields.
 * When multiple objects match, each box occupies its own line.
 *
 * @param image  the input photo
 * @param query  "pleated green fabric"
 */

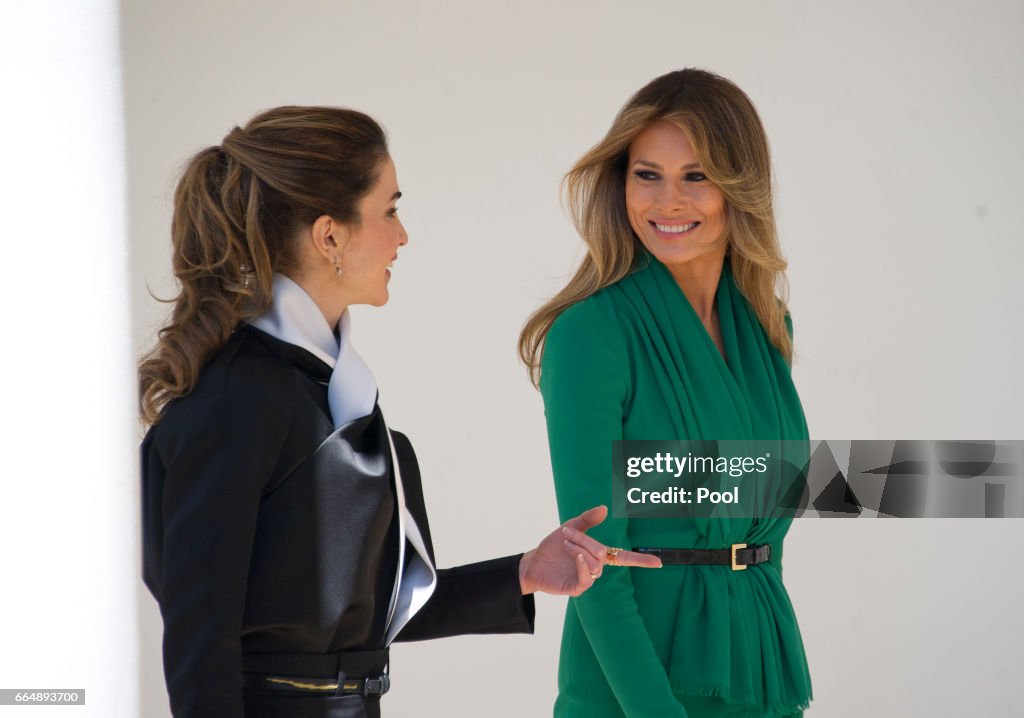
xmin=539 ymin=250 xmax=813 ymax=718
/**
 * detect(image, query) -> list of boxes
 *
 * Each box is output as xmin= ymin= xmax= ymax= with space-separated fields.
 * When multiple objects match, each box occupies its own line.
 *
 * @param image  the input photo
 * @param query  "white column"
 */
xmin=0 ymin=1 xmax=137 ymax=716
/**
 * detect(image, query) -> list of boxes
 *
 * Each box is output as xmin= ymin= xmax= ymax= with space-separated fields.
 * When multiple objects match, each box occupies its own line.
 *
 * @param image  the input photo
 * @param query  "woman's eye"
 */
xmin=634 ymin=170 xmax=660 ymax=181
xmin=388 ymin=207 xmax=399 ymax=218
xmin=686 ymin=172 xmax=707 ymax=182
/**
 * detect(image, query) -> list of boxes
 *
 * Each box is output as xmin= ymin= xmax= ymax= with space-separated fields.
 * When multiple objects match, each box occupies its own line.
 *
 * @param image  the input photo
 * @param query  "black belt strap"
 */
xmin=242 ymin=672 xmax=390 ymax=696
xmin=634 ymin=543 xmax=771 ymax=569
xmin=242 ymin=648 xmax=391 ymax=698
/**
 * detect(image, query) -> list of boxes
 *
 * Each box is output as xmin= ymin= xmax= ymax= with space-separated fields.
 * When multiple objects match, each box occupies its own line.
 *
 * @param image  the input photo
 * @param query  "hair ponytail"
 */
xmin=139 ymin=107 xmax=388 ymax=425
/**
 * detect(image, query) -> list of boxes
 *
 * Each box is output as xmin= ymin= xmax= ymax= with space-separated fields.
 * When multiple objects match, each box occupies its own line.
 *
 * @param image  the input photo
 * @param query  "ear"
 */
xmin=308 ymin=215 xmax=350 ymax=263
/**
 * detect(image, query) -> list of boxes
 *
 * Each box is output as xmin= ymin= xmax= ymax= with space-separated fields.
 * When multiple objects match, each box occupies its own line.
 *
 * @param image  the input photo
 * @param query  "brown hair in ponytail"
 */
xmin=138 ymin=106 xmax=389 ymax=425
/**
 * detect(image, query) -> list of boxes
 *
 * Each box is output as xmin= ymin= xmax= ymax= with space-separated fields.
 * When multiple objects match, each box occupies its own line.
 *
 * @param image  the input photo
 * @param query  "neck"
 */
xmin=664 ymin=252 xmax=726 ymax=324
xmin=285 ymin=269 xmax=349 ymax=330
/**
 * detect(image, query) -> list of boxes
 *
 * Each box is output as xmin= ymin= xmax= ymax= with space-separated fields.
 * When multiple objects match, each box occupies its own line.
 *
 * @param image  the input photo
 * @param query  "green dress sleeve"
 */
xmin=540 ymin=301 xmax=690 ymax=718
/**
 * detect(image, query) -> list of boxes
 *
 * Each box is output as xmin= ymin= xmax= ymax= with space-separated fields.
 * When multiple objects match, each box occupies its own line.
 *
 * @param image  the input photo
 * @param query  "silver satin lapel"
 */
xmin=381 ymin=413 xmax=438 ymax=645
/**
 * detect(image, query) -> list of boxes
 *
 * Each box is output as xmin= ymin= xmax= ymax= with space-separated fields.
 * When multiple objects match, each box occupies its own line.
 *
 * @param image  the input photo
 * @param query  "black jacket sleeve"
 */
xmin=393 ymin=554 xmax=536 ymax=642
xmin=145 ymin=387 xmax=291 ymax=718
xmin=385 ymin=429 xmax=536 ymax=643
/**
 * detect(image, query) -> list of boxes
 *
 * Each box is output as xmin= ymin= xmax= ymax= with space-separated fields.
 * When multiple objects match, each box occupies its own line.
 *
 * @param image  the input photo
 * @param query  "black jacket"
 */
xmin=141 ymin=325 xmax=535 ymax=717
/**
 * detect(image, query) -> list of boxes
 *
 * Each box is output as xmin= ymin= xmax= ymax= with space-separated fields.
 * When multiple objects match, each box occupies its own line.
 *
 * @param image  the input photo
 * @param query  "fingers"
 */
xmin=611 ymin=549 xmax=663 ymax=569
xmin=563 ymin=505 xmax=608 ymax=532
xmin=564 ymin=539 xmax=602 ymax=577
xmin=561 ymin=525 xmax=607 ymax=563
xmin=562 ymin=531 xmax=664 ymax=570
xmin=574 ymin=552 xmax=594 ymax=595
xmin=559 ymin=506 xmax=664 ymax=572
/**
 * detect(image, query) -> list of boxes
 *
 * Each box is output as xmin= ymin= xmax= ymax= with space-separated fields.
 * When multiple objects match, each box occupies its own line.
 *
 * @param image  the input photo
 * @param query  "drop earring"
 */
xmin=333 ymin=256 xmax=343 ymax=280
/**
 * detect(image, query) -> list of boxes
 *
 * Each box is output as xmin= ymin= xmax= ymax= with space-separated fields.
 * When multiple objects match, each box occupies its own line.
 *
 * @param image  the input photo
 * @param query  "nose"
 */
xmin=398 ymin=218 xmax=409 ymax=246
xmin=655 ymin=180 xmax=688 ymax=214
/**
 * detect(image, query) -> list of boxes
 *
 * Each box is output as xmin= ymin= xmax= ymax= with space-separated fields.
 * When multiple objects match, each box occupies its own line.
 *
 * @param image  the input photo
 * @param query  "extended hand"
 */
xmin=518 ymin=505 xmax=662 ymax=596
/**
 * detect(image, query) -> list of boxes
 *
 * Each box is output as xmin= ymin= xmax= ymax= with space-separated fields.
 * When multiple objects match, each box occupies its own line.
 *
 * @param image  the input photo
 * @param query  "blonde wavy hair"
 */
xmin=518 ymin=68 xmax=793 ymax=386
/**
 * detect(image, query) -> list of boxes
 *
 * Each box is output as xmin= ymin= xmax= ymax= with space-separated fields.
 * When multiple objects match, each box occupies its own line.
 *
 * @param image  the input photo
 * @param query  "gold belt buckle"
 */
xmin=731 ymin=543 xmax=748 ymax=571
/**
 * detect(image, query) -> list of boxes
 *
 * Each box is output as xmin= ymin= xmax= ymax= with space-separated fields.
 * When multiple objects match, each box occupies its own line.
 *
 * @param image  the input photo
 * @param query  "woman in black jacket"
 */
xmin=138 ymin=106 xmax=660 ymax=718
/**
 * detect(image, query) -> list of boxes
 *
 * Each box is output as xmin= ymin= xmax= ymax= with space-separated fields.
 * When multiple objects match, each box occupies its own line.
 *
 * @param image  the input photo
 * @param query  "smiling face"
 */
xmin=625 ymin=119 xmax=728 ymax=272
xmin=339 ymin=155 xmax=407 ymax=306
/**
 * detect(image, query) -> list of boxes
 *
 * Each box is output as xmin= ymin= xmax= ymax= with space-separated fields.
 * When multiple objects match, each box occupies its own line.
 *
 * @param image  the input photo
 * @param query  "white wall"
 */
xmin=0 ymin=1 xmax=137 ymax=717
xmin=123 ymin=1 xmax=1024 ymax=716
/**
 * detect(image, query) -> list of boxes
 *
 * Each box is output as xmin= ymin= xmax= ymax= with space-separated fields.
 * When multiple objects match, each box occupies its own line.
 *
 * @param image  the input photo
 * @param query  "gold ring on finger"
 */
xmin=606 ymin=547 xmax=622 ymax=566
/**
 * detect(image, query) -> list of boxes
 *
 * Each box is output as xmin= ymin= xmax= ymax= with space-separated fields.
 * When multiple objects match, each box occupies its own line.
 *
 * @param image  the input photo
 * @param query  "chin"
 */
xmin=644 ymin=239 xmax=720 ymax=270
xmin=645 ymin=243 xmax=696 ymax=267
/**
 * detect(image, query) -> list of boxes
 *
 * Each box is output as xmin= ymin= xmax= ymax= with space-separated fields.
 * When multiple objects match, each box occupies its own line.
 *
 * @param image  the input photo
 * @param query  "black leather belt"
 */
xmin=242 ymin=648 xmax=390 ymax=697
xmin=634 ymin=543 xmax=771 ymax=570
xmin=242 ymin=672 xmax=390 ymax=696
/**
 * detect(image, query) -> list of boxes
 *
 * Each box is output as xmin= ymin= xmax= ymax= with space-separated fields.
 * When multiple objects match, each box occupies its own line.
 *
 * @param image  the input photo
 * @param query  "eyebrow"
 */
xmin=632 ymin=159 xmax=702 ymax=171
xmin=391 ymin=191 xmax=402 ymax=201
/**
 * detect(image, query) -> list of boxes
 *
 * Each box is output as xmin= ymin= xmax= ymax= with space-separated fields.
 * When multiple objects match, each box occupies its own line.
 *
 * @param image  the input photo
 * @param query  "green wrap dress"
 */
xmin=539 ymin=251 xmax=813 ymax=718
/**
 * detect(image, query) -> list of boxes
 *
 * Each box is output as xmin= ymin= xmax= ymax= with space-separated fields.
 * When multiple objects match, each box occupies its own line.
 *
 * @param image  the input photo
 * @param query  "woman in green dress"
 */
xmin=519 ymin=69 xmax=814 ymax=717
